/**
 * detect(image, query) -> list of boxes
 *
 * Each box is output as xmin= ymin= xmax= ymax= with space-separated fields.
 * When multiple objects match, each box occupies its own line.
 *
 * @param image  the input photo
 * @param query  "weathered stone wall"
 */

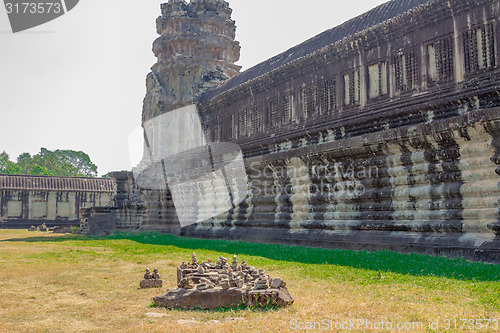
xmin=0 ymin=175 xmax=114 ymax=229
xmin=179 ymin=0 xmax=500 ymax=262
xmin=182 ymin=108 xmax=500 ymax=262
xmin=79 ymin=172 xmax=147 ymax=235
xmin=103 ymin=0 xmax=500 ymax=262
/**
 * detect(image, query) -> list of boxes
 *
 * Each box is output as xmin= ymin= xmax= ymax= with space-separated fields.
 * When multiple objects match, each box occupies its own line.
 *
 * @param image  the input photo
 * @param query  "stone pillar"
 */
xmin=109 ymin=171 xmax=130 ymax=207
xmin=47 ymin=191 xmax=57 ymax=221
xmin=69 ymin=192 xmax=76 ymax=220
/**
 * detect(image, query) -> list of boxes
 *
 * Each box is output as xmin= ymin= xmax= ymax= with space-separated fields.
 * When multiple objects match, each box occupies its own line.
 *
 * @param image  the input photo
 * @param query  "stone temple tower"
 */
xmin=142 ymin=0 xmax=241 ymax=123
xmin=136 ymin=0 xmax=242 ymax=233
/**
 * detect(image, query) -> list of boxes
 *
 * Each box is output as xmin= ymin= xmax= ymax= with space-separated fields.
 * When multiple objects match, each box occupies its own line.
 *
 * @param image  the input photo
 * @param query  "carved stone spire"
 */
xmin=142 ymin=0 xmax=241 ymax=123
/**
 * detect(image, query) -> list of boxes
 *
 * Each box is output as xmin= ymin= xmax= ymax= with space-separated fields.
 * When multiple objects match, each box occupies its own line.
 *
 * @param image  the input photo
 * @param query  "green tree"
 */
xmin=52 ymin=149 xmax=98 ymax=177
xmin=0 ymin=149 xmax=98 ymax=177
xmin=30 ymin=165 xmax=51 ymax=176
xmin=0 ymin=151 xmax=21 ymax=175
xmin=0 ymin=151 xmax=9 ymax=172
xmin=5 ymin=163 xmax=22 ymax=174
xmin=16 ymin=152 xmax=35 ymax=175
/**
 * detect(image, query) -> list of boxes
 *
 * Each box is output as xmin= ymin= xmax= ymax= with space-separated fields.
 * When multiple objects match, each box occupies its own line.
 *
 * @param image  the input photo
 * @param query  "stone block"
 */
xmin=140 ymin=279 xmax=163 ymax=289
xmin=153 ymin=287 xmax=294 ymax=310
xmin=87 ymin=213 xmax=117 ymax=236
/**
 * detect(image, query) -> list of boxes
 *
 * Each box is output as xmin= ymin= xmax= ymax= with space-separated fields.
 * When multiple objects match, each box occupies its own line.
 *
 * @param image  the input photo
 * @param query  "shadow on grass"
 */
xmin=0 ymin=234 xmax=82 ymax=243
xmin=150 ymin=301 xmax=281 ymax=313
xmin=3 ymin=231 xmax=500 ymax=282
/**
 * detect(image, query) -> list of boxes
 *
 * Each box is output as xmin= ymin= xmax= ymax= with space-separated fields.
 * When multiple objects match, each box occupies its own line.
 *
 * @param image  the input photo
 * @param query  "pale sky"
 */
xmin=0 ymin=0 xmax=387 ymax=176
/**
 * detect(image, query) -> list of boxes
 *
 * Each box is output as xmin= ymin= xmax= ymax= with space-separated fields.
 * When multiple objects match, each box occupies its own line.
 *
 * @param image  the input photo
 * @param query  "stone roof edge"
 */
xmin=0 ymin=174 xmax=115 ymax=192
xmin=199 ymin=0 xmax=440 ymax=104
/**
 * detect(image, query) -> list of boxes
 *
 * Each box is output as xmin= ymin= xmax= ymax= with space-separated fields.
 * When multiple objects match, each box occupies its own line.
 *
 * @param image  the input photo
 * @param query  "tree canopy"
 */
xmin=0 ymin=148 xmax=98 ymax=177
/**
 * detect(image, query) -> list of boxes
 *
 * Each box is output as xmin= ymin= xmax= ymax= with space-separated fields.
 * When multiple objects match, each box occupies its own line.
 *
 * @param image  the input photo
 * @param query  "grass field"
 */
xmin=0 ymin=229 xmax=499 ymax=332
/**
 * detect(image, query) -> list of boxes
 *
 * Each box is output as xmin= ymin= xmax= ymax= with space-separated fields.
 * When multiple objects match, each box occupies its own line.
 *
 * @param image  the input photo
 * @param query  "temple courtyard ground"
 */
xmin=0 ymin=229 xmax=499 ymax=332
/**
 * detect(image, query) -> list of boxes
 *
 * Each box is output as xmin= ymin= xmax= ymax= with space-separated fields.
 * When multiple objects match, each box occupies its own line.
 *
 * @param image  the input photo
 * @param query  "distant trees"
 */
xmin=0 ymin=152 xmax=21 ymax=175
xmin=0 ymin=148 xmax=98 ymax=177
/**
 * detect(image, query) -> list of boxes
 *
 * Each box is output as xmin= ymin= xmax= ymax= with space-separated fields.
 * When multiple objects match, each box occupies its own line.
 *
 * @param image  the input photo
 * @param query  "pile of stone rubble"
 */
xmin=140 ymin=268 xmax=163 ymax=289
xmin=152 ymin=253 xmax=293 ymax=310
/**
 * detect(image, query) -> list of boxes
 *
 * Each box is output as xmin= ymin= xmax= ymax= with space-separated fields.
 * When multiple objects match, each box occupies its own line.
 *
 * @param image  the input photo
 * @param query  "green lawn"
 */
xmin=0 ymin=229 xmax=499 ymax=332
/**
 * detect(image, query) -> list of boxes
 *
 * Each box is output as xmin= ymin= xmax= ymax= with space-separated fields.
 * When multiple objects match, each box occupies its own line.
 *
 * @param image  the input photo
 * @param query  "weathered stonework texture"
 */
xmin=142 ymin=0 xmax=240 ymax=122
xmin=93 ymin=0 xmax=500 ymax=262
xmin=153 ymin=255 xmax=293 ymax=309
xmin=79 ymin=172 xmax=145 ymax=235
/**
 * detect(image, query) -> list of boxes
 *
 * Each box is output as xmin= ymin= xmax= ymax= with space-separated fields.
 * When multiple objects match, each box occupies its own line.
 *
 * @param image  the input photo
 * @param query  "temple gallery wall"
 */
xmin=80 ymin=0 xmax=500 ymax=263
xmin=0 ymin=175 xmax=114 ymax=229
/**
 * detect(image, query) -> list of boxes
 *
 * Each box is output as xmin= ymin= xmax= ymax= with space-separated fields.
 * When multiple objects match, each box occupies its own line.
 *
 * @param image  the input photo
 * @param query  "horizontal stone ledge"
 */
xmin=180 ymin=226 xmax=500 ymax=263
xmin=187 ymin=220 xmax=490 ymax=233
xmin=242 ymin=108 xmax=500 ymax=165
